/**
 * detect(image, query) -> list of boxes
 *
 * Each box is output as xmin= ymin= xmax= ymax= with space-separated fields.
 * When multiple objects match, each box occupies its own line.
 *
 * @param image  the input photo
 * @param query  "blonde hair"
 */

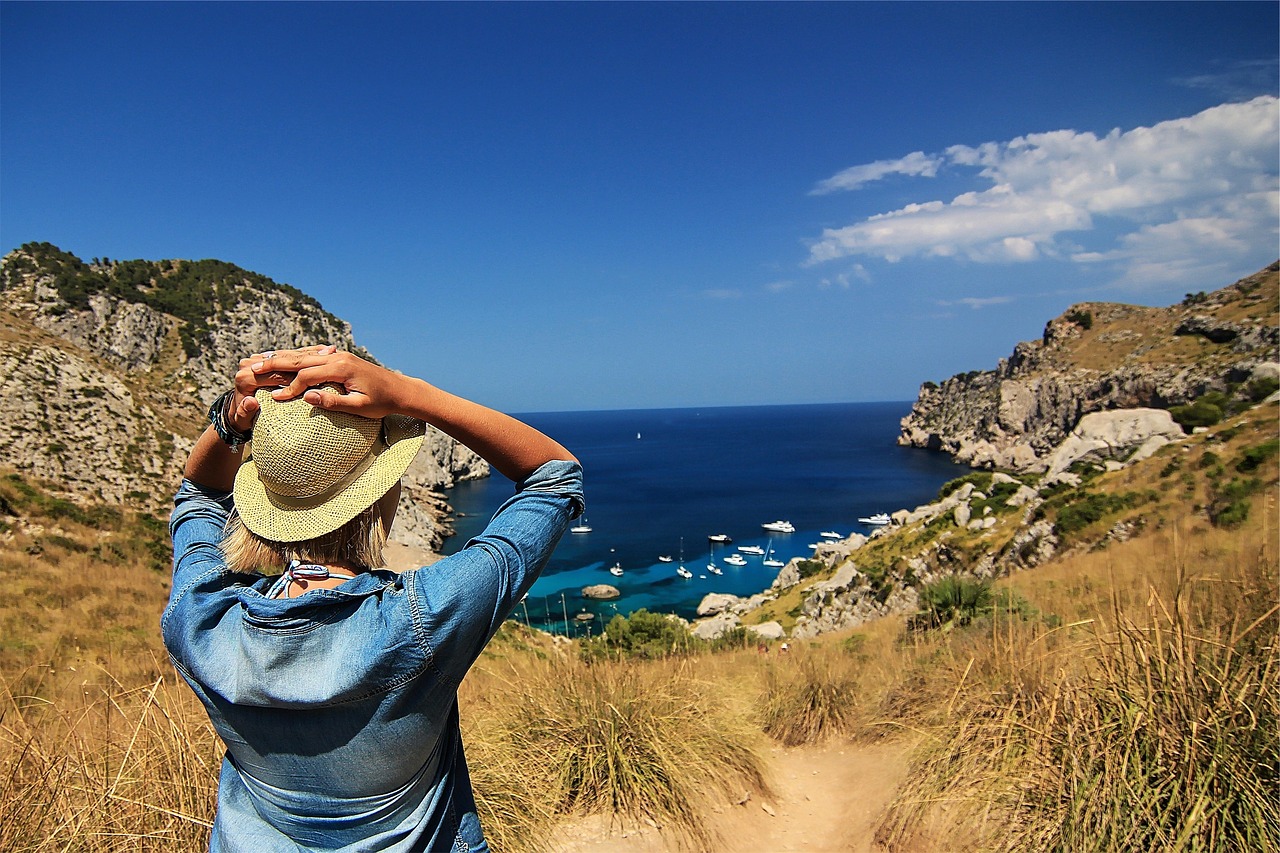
xmin=221 ymin=502 xmax=389 ymax=575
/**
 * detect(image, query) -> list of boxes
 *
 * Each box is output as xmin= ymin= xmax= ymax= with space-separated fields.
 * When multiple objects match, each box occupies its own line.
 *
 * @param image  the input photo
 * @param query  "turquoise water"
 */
xmin=442 ymin=402 xmax=960 ymax=634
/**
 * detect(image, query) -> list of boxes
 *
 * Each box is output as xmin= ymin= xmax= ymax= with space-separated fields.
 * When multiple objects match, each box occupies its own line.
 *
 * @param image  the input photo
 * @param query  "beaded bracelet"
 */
xmin=207 ymin=390 xmax=252 ymax=453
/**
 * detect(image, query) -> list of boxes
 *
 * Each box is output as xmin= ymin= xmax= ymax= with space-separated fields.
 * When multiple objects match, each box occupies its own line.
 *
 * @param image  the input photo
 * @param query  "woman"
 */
xmin=163 ymin=346 xmax=583 ymax=852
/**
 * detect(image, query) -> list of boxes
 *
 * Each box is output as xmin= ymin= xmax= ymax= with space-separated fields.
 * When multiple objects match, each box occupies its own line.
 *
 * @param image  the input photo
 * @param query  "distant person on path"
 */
xmin=163 ymin=346 xmax=583 ymax=851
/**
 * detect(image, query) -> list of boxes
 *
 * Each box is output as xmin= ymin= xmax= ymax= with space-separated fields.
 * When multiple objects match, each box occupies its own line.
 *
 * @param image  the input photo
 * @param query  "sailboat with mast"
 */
xmin=763 ymin=539 xmax=785 ymax=568
xmin=676 ymin=537 xmax=692 ymax=578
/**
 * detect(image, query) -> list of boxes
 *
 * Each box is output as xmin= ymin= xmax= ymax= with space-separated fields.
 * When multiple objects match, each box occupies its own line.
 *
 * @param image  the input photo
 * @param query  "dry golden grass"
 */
xmin=0 ymin=661 xmax=220 ymax=852
xmin=875 ymin=504 xmax=1279 ymax=853
xmin=462 ymin=652 xmax=773 ymax=851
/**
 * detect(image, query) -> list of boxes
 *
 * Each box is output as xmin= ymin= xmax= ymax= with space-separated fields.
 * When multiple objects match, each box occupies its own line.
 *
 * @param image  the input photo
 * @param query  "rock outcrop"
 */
xmin=0 ymin=243 xmax=488 ymax=553
xmin=582 ymin=584 xmax=621 ymax=601
xmin=899 ymin=263 xmax=1279 ymax=471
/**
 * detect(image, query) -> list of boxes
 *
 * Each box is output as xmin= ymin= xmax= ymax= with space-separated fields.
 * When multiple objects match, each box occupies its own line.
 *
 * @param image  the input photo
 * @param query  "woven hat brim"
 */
xmin=233 ymin=414 xmax=426 ymax=543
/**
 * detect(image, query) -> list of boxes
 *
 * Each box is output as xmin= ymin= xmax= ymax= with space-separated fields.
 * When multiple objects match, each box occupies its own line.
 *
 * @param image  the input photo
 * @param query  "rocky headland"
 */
xmin=898 ymin=263 xmax=1279 ymax=471
xmin=0 ymin=242 xmax=488 ymax=553
xmin=692 ymin=263 xmax=1279 ymax=641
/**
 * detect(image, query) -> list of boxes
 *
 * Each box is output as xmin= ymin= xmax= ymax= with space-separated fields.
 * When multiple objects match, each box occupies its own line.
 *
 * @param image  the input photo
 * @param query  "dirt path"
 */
xmin=553 ymin=738 xmax=915 ymax=853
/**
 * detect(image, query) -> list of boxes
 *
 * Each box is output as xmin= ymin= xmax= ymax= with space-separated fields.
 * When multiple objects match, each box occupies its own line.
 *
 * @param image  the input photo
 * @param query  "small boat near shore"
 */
xmin=857 ymin=513 xmax=891 ymax=526
xmin=737 ymin=545 xmax=765 ymax=555
xmin=609 ymin=562 xmax=623 ymax=577
xmin=571 ymin=518 xmax=593 ymax=534
xmin=676 ymin=565 xmax=693 ymax=579
xmin=820 ymin=531 xmax=842 ymax=539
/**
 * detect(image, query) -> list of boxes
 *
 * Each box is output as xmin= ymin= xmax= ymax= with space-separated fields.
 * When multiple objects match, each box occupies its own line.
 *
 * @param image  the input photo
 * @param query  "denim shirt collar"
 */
xmin=234 ymin=570 xmax=399 ymax=620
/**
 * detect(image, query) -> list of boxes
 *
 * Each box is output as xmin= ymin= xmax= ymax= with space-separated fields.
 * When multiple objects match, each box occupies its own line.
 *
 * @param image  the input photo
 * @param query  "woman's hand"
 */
xmin=249 ymin=349 xmax=410 ymax=420
xmin=231 ymin=345 xmax=338 ymax=430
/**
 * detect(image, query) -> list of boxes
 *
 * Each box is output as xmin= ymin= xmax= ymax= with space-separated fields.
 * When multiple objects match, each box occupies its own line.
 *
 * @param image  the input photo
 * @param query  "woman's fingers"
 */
xmin=229 ymin=392 xmax=260 ymax=433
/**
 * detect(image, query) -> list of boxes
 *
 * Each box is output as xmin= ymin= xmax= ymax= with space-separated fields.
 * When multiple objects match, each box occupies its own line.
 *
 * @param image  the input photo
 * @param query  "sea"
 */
xmin=439 ymin=401 xmax=962 ymax=635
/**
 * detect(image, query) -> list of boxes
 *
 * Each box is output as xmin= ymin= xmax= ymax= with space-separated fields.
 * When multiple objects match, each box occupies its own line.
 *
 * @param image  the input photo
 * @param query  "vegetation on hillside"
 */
xmin=1 ymin=242 xmax=341 ymax=357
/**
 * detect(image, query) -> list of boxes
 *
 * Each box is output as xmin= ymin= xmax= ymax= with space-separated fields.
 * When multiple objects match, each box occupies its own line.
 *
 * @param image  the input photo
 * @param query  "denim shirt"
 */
xmin=163 ymin=460 xmax=584 ymax=852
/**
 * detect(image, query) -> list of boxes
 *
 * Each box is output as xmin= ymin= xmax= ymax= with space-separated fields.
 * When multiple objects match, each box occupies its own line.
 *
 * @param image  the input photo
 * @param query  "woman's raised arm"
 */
xmin=248 ymin=350 xmax=576 ymax=483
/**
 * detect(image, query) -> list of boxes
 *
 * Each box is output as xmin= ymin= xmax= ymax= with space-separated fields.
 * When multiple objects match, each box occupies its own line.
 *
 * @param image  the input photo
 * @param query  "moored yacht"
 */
xmin=761 ymin=520 xmax=795 ymax=533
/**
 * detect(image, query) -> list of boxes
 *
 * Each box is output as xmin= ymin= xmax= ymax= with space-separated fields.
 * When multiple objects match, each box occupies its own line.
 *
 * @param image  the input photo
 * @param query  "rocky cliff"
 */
xmin=898 ymin=263 xmax=1280 ymax=471
xmin=0 ymin=242 xmax=488 ymax=553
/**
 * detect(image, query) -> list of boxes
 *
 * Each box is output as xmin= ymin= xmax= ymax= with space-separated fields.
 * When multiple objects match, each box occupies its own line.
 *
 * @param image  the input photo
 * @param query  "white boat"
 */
xmin=761 ymin=520 xmax=795 ymax=533
xmin=857 ymin=513 xmax=891 ymax=526
xmin=762 ymin=541 xmax=784 ymax=568
xmin=609 ymin=562 xmax=623 ymax=577
xmin=820 ymin=531 xmax=842 ymax=539
xmin=708 ymin=533 xmax=732 ymax=543
xmin=676 ymin=565 xmax=693 ymax=579
xmin=571 ymin=518 xmax=592 ymax=534
xmin=737 ymin=545 xmax=765 ymax=555
xmin=706 ymin=543 xmax=723 ymax=575
xmin=723 ymin=554 xmax=747 ymax=567
xmin=658 ymin=555 xmax=673 ymax=562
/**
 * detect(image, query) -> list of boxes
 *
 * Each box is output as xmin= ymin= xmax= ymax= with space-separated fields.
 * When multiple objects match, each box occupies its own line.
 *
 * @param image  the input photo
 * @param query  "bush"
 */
xmin=469 ymin=657 xmax=770 ymax=849
xmin=1236 ymin=439 xmax=1278 ymax=475
xmin=1210 ymin=478 xmax=1261 ymax=529
xmin=1170 ymin=399 xmax=1223 ymax=430
xmin=915 ymin=575 xmax=993 ymax=630
xmin=937 ymin=472 xmax=993 ymax=500
xmin=759 ymin=649 xmax=861 ymax=745
xmin=1247 ymin=377 xmax=1279 ymax=402
xmin=583 ymin=609 xmax=701 ymax=660
xmin=1053 ymin=491 xmax=1151 ymax=537
xmin=1065 ymin=308 xmax=1093 ymax=330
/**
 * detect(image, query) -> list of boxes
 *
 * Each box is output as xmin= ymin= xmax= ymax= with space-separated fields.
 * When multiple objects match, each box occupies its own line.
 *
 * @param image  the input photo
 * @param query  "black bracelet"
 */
xmin=208 ymin=390 xmax=252 ymax=453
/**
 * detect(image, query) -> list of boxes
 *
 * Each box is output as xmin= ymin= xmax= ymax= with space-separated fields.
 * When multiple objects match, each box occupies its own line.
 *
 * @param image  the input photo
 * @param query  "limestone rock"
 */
xmin=746 ymin=621 xmax=785 ymax=640
xmin=691 ymin=612 xmax=739 ymax=640
xmin=697 ymin=593 xmax=740 ymax=617
xmin=1043 ymin=408 xmax=1184 ymax=476
xmin=581 ymin=584 xmax=621 ymax=601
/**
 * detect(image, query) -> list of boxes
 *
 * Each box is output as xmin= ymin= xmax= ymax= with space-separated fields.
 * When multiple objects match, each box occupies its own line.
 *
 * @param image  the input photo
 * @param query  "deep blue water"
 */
xmin=441 ymin=402 xmax=960 ymax=635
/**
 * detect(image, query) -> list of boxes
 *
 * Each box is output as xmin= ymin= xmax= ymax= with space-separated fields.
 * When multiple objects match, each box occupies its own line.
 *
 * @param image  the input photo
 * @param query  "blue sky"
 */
xmin=3 ymin=2 xmax=1277 ymax=412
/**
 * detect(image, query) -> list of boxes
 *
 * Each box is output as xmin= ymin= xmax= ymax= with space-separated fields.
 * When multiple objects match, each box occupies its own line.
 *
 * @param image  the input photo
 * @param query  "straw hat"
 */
xmin=233 ymin=387 xmax=426 ymax=543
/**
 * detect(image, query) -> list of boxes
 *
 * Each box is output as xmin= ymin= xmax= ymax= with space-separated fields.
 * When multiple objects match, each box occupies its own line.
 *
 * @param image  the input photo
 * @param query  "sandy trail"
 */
xmin=553 ymin=738 xmax=914 ymax=853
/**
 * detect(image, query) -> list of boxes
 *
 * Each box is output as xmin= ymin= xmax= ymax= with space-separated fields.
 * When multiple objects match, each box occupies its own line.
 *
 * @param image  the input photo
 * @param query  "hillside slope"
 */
xmin=0 ymin=242 xmax=488 ymax=552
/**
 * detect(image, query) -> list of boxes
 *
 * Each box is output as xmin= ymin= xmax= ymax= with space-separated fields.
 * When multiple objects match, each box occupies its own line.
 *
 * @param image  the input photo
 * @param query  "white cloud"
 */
xmin=810 ymin=151 xmax=943 ymax=194
xmin=807 ymin=97 xmax=1280 ymax=284
xmin=817 ymin=264 xmax=871 ymax=289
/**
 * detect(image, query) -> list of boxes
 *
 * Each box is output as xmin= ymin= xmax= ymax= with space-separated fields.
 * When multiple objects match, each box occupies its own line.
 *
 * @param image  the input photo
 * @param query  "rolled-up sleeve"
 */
xmin=409 ymin=459 xmax=584 ymax=684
